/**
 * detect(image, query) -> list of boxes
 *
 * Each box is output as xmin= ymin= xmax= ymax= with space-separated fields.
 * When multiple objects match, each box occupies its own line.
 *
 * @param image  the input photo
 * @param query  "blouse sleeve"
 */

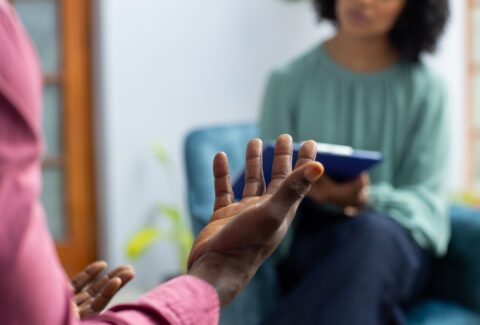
xmin=369 ymin=77 xmax=450 ymax=256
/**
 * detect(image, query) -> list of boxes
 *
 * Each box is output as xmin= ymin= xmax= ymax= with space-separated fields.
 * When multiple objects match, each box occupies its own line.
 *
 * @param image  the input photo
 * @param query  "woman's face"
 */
xmin=336 ymin=0 xmax=407 ymax=39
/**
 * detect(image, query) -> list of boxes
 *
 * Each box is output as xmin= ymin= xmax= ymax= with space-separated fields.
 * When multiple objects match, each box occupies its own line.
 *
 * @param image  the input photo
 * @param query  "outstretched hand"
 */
xmin=187 ymin=134 xmax=324 ymax=306
xmin=70 ymin=261 xmax=135 ymax=319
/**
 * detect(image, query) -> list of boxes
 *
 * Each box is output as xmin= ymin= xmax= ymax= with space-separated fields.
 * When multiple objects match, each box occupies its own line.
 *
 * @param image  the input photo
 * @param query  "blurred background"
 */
xmin=9 ymin=0 xmax=475 ymax=301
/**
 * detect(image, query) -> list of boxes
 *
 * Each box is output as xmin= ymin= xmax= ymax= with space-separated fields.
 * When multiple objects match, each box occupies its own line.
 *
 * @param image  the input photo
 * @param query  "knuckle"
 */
xmin=262 ymin=207 xmax=283 ymax=230
xmin=287 ymin=180 xmax=307 ymax=199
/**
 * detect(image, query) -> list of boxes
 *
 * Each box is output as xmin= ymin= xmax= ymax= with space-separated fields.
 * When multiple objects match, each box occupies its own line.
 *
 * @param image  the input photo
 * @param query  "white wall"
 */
xmin=94 ymin=0 xmax=466 ymax=288
xmin=425 ymin=0 xmax=466 ymax=190
xmin=94 ymin=0 xmax=329 ymax=288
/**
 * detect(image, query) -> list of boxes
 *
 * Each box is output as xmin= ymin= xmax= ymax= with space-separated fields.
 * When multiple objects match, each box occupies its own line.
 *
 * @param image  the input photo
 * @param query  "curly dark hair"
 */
xmin=313 ymin=0 xmax=449 ymax=61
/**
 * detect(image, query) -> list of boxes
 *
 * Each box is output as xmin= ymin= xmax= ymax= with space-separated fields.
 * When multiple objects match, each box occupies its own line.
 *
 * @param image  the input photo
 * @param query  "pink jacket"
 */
xmin=0 ymin=1 xmax=219 ymax=324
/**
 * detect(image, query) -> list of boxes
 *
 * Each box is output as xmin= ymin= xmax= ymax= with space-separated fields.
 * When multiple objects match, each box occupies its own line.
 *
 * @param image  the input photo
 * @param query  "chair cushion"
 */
xmin=407 ymin=299 xmax=480 ymax=325
xmin=429 ymin=205 xmax=480 ymax=311
xmin=184 ymin=123 xmax=258 ymax=234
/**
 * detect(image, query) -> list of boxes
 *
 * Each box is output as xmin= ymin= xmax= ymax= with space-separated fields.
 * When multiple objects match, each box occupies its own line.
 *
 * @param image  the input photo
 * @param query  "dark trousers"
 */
xmin=262 ymin=200 xmax=432 ymax=325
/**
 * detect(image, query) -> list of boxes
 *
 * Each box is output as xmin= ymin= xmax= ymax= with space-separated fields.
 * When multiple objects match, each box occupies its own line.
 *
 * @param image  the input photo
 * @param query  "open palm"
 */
xmin=187 ymin=135 xmax=324 ymax=306
xmin=70 ymin=261 xmax=135 ymax=319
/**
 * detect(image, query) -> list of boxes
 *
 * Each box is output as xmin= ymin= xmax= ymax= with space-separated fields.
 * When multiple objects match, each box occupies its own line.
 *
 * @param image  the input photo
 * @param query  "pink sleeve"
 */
xmin=86 ymin=276 xmax=219 ymax=325
xmin=0 ymin=1 xmax=219 ymax=324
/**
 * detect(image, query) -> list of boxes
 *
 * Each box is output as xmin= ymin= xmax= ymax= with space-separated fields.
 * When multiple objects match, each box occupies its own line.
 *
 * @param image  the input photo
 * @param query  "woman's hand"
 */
xmin=187 ymin=135 xmax=324 ymax=307
xmin=308 ymin=172 xmax=370 ymax=215
xmin=70 ymin=261 xmax=135 ymax=319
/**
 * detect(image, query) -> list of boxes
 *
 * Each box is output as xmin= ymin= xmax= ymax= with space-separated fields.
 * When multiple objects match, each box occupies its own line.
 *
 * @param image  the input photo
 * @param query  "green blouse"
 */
xmin=260 ymin=43 xmax=450 ymax=256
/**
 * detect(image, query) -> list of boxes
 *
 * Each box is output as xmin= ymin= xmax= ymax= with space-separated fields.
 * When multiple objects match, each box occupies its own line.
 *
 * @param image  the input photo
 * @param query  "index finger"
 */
xmin=294 ymin=140 xmax=317 ymax=169
xmin=270 ymin=162 xmax=324 ymax=218
xmin=86 ymin=265 xmax=135 ymax=298
xmin=70 ymin=261 xmax=107 ymax=294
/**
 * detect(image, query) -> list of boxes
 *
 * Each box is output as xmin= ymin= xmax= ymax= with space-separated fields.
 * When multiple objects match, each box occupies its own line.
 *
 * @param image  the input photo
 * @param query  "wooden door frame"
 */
xmin=56 ymin=0 xmax=97 ymax=276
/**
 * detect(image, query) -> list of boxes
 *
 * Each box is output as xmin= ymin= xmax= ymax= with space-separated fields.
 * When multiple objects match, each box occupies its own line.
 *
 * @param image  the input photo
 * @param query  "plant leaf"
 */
xmin=157 ymin=204 xmax=181 ymax=224
xmin=153 ymin=143 xmax=170 ymax=166
xmin=126 ymin=227 xmax=162 ymax=259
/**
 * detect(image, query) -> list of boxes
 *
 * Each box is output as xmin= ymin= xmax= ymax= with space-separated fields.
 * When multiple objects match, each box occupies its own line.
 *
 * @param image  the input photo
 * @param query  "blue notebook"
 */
xmin=232 ymin=141 xmax=383 ymax=200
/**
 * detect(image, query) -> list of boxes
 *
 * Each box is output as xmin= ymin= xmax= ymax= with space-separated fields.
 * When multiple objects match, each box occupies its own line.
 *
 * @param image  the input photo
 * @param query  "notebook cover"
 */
xmin=232 ymin=141 xmax=383 ymax=200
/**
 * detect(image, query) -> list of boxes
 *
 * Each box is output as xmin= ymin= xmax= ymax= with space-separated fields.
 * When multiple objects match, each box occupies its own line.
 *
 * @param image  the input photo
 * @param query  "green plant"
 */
xmin=126 ymin=143 xmax=194 ymax=274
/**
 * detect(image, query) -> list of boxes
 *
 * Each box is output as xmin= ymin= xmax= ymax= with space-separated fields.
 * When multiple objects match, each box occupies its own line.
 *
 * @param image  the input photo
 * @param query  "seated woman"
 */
xmin=260 ymin=0 xmax=450 ymax=324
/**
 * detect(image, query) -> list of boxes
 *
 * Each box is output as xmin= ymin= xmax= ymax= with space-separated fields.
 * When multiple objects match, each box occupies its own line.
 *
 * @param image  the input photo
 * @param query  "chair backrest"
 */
xmin=431 ymin=204 xmax=480 ymax=312
xmin=184 ymin=123 xmax=258 ymax=234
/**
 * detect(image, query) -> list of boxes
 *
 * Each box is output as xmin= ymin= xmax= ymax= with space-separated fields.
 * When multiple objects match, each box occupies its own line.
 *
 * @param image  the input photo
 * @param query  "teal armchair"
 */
xmin=185 ymin=123 xmax=480 ymax=325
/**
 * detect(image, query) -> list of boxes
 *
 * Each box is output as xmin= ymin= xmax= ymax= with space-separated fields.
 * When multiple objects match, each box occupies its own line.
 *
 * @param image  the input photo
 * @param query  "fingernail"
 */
xmin=304 ymin=163 xmax=324 ymax=182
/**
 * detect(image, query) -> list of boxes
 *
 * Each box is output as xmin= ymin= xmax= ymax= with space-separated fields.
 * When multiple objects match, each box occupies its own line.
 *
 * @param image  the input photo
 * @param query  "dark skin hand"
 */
xmin=187 ymin=134 xmax=324 ymax=306
xmin=70 ymin=261 xmax=135 ymax=319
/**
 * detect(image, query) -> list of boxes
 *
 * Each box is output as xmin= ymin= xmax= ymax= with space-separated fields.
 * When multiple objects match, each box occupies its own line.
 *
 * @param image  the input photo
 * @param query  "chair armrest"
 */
xmin=430 ymin=204 xmax=480 ymax=311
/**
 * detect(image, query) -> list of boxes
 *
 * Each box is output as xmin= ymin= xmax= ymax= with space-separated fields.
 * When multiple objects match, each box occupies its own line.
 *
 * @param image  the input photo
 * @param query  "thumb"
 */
xmin=270 ymin=162 xmax=324 ymax=212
